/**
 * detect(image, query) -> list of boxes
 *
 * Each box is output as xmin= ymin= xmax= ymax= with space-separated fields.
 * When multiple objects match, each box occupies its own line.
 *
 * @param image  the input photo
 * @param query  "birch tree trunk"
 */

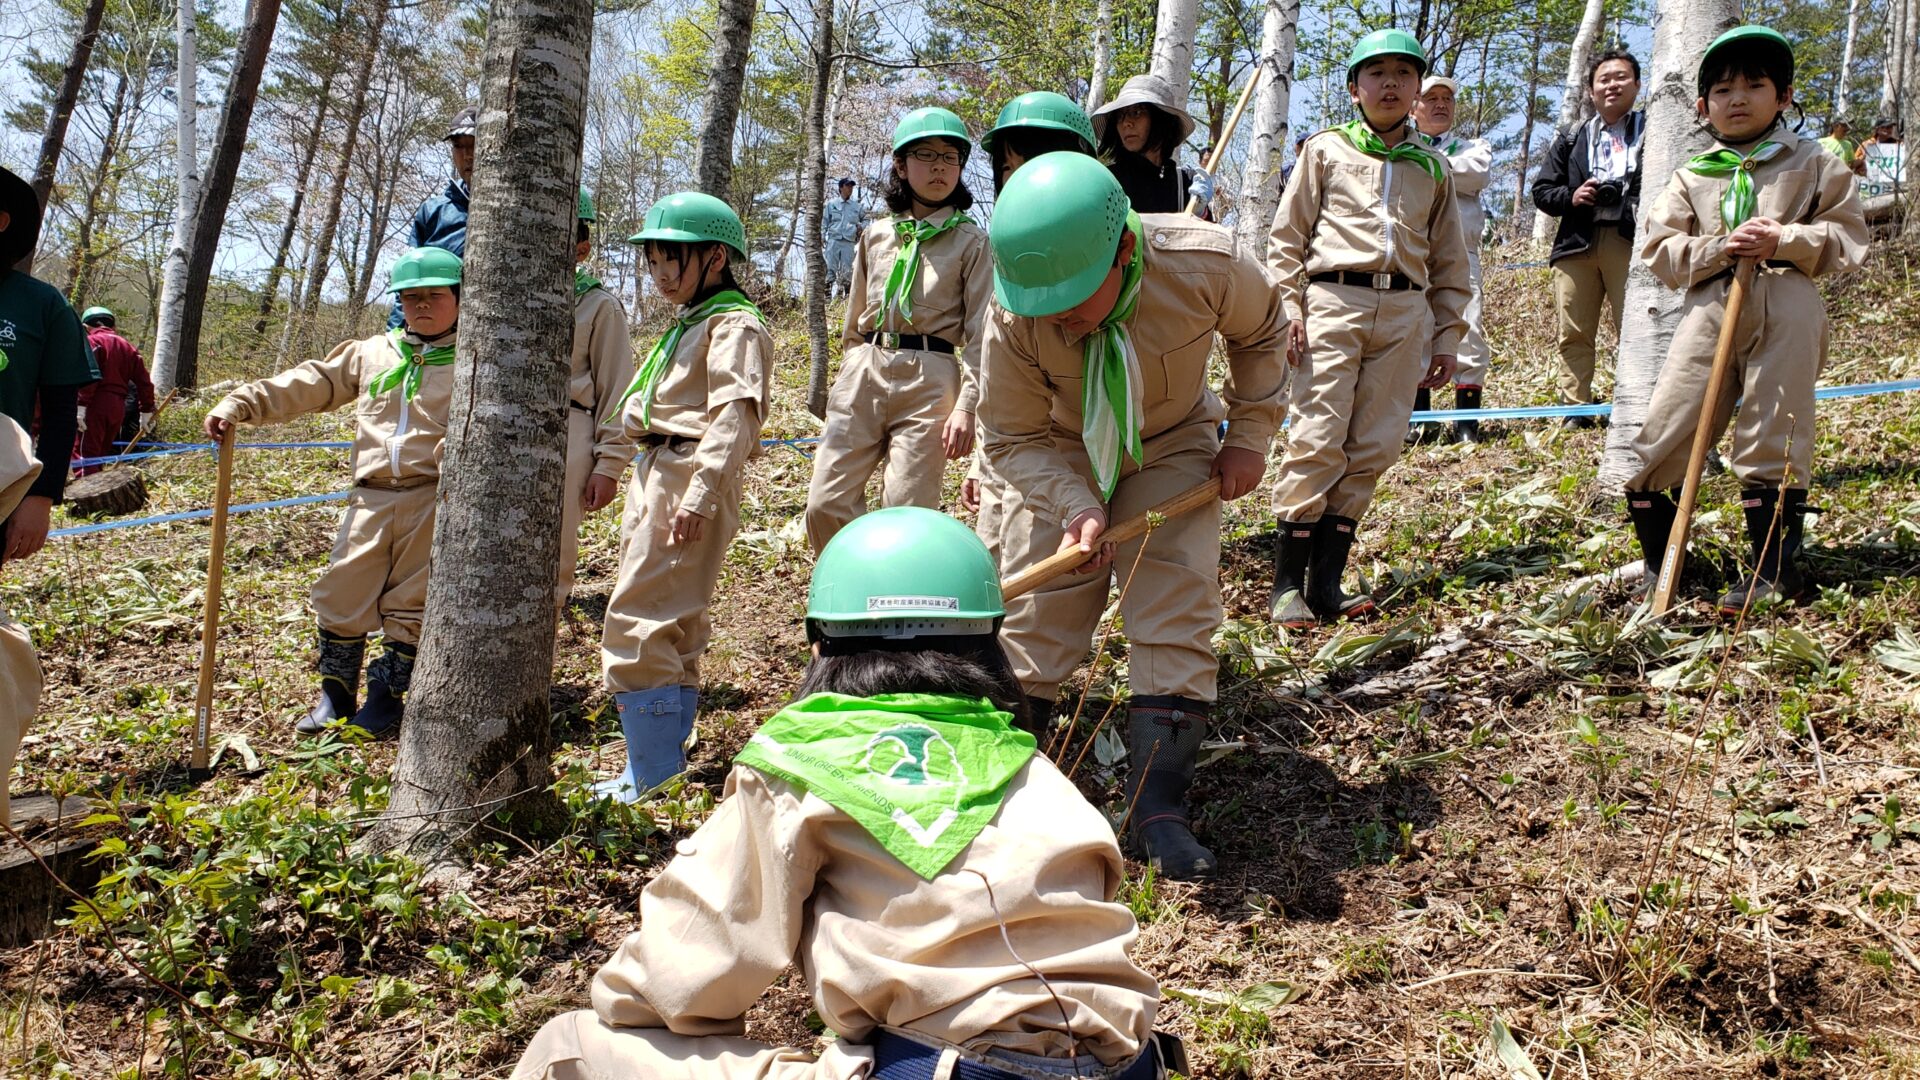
xmin=296 ymin=0 xmax=386 ymax=351
xmin=821 ymin=0 xmax=859 ymax=151
xmin=803 ymin=0 xmax=834 ymax=419
xmin=19 ymin=0 xmax=106 ymax=273
xmin=1881 ymin=0 xmax=1907 ymax=119
xmin=150 ymin=0 xmax=201 ymax=394
xmin=365 ymin=0 xmax=592 ymax=863
xmin=1086 ymin=0 xmax=1113 ymax=111
xmin=1837 ymin=0 xmax=1859 ymax=120
xmin=1148 ymin=0 xmax=1200 ymax=109
xmin=1596 ymin=0 xmax=1738 ymax=491
xmin=1534 ymin=0 xmax=1605 ymax=242
xmin=1902 ymin=0 xmax=1920 ymax=238
xmin=1234 ymin=0 xmax=1298 ymax=261
xmin=694 ymin=0 xmax=756 ymax=199
xmin=174 ymin=0 xmax=283 ymax=389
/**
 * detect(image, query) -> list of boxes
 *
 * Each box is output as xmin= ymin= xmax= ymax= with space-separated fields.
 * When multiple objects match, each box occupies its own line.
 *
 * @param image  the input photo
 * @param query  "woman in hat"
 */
xmin=1091 ymin=74 xmax=1213 ymax=215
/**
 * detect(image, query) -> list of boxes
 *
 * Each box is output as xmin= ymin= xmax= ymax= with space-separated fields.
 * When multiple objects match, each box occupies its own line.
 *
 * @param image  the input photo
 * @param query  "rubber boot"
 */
xmin=593 ymin=687 xmax=687 ymax=803
xmin=1719 ymin=488 xmax=1808 ymax=614
xmin=1019 ymin=695 xmax=1055 ymax=740
xmin=1126 ymin=696 xmax=1216 ymax=880
xmin=1405 ymin=387 xmax=1442 ymax=444
xmin=1305 ymin=516 xmax=1374 ymax=621
xmin=1268 ymin=520 xmax=1317 ymax=628
xmin=350 ymin=640 xmax=415 ymax=738
xmin=680 ymin=685 xmax=700 ymax=724
xmin=1625 ymin=490 xmax=1679 ymax=599
xmin=295 ymin=628 xmax=365 ymax=735
xmin=1450 ymin=386 xmax=1483 ymax=443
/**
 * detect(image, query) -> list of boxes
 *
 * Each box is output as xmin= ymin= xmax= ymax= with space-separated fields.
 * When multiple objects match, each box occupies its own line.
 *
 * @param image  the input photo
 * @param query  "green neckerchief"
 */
xmin=881 ymin=209 xmax=973 ymax=326
xmin=1336 ymin=120 xmax=1446 ymax=182
xmin=574 ymin=268 xmax=602 ymax=297
xmin=605 ymin=289 xmax=765 ymax=425
xmin=366 ymin=328 xmax=457 ymax=401
xmin=1684 ymin=139 xmax=1788 ymax=231
xmin=1083 ymin=212 xmax=1147 ymax=502
xmin=734 ymin=692 xmax=1036 ymax=880
xmin=1418 ymin=130 xmax=1462 ymax=156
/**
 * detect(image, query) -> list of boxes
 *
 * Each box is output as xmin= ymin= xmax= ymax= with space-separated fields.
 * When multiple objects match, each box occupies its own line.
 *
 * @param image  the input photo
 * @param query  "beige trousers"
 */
xmin=513 ymin=1011 xmax=876 ymax=1080
xmin=1452 ymin=248 xmax=1489 ymax=388
xmin=311 ymin=482 xmax=437 ymax=645
xmin=1628 ymin=269 xmax=1825 ymax=492
xmin=601 ymin=443 xmax=741 ymax=693
xmin=1271 ymin=283 xmax=1431 ymax=522
xmin=1 ymin=607 xmax=41 ymax=828
xmin=1551 ymin=226 xmax=1632 ymax=404
xmin=805 ymin=343 xmax=960 ymax=552
xmin=993 ymin=417 xmax=1222 ymax=703
xmin=556 ymin=406 xmax=596 ymax=609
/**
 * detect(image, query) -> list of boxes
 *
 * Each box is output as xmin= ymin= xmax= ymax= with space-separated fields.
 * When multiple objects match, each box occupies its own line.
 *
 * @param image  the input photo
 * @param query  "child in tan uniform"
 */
xmin=804 ymin=107 xmax=990 ymax=552
xmin=513 ymin=507 xmax=1167 ymax=1080
xmin=0 ymin=414 xmax=42 ymax=829
xmin=595 ymin=192 xmax=773 ymax=802
xmin=1266 ymin=29 xmax=1472 ymax=628
xmin=558 ymin=188 xmax=635 ymax=611
xmin=205 ymin=247 xmax=463 ymax=738
xmin=980 ymin=152 xmax=1287 ymax=881
xmin=1623 ymin=26 xmax=1868 ymax=613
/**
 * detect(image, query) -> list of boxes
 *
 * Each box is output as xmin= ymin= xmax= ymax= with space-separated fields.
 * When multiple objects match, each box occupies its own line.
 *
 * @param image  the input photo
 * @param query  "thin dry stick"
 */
xmin=1395 ymin=969 xmax=1586 ymax=994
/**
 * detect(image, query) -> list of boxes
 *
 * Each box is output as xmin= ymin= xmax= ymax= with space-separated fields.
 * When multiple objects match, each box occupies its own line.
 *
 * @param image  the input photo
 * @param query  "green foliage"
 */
xmin=1851 ymin=795 xmax=1920 ymax=853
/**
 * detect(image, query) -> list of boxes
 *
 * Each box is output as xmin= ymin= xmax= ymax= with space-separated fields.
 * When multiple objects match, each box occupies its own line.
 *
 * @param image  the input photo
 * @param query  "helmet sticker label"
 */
xmin=867 ymin=595 xmax=960 ymax=611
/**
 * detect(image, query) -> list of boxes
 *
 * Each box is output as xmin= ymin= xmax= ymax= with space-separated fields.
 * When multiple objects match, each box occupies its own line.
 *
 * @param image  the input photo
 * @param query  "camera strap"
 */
xmin=1584 ymin=111 xmax=1644 ymax=181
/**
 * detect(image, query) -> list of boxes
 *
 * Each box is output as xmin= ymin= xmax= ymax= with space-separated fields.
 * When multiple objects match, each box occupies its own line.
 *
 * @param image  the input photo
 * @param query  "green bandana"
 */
xmin=574 ymin=268 xmax=602 ymax=297
xmin=734 ymin=692 xmax=1036 ymax=879
xmin=881 ymin=210 xmax=973 ymax=325
xmin=605 ymin=289 xmax=765 ymax=425
xmin=1337 ymin=120 xmax=1446 ymax=182
xmin=1684 ymin=140 xmax=1787 ymax=231
xmin=365 ymin=329 xmax=456 ymax=401
xmin=1083 ymin=212 xmax=1147 ymax=502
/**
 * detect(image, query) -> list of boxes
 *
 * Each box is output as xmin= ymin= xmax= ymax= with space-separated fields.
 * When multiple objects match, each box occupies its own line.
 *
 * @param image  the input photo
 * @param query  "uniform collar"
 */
xmin=1711 ymin=121 xmax=1798 ymax=156
xmin=905 ymin=204 xmax=960 ymax=227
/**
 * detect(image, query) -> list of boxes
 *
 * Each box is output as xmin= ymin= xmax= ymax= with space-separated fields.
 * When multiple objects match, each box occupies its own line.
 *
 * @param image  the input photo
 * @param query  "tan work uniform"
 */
xmin=601 ymin=310 xmax=772 ymax=694
xmin=210 ymin=333 xmax=455 ymax=645
xmin=0 ymin=415 xmax=43 ymax=829
xmin=980 ymin=215 xmax=1287 ymax=703
xmin=1267 ymin=127 xmax=1472 ymax=523
xmin=1424 ymin=133 xmax=1493 ymax=387
xmin=1628 ymin=129 xmax=1868 ymax=493
xmin=511 ymin=756 xmax=1160 ymax=1080
xmin=805 ymin=208 xmax=990 ymax=552
xmin=558 ymin=284 xmax=636 ymax=608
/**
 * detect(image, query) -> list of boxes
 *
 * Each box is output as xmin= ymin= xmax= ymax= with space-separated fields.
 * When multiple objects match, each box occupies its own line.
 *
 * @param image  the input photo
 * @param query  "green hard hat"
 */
xmin=1346 ymin=28 xmax=1428 ymax=81
xmin=629 ymin=191 xmax=748 ymax=259
xmin=577 ymin=187 xmax=597 ymax=222
xmin=387 ymin=246 xmax=462 ymax=293
xmin=988 ymin=151 xmax=1130 ymax=317
xmin=807 ymin=507 xmax=1004 ymax=637
xmin=80 ymin=306 xmax=114 ymax=324
xmin=981 ymin=91 xmax=1097 ymax=155
xmin=1698 ymin=25 xmax=1794 ymax=97
xmin=892 ymin=107 xmax=972 ymax=157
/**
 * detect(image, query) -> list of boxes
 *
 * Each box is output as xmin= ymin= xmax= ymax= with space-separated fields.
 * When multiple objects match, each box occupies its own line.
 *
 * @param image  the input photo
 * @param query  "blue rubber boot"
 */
xmin=349 ymin=640 xmax=414 ymax=739
xmin=679 ymin=685 xmax=700 ymax=726
xmin=592 ymin=687 xmax=686 ymax=803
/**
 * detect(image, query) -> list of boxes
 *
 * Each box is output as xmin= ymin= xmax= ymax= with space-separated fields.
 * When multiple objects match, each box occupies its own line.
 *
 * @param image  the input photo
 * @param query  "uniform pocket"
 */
xmin=1325 ymin=162 xmax=1379 ymax=217
xmin=1388 ymin=164 xmax=1440 ymax=225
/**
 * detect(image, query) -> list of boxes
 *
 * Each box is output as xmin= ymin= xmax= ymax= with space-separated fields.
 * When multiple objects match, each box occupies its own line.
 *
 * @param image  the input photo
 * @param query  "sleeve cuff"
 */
xmin=591 ymin=455 xmax=628 ymax=480
xmin=682 ymin=482 xmax=721 ymax=519
xmin=1432 ymin=331 xmax=1463 ymax=357
xmin=1223 ymin=423 xmax=1275 ymax=453
xmin=210 ymin=399 xmax=248 ymax=425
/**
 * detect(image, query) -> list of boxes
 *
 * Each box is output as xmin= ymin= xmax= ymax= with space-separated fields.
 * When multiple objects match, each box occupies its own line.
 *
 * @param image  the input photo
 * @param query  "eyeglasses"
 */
xmin=906 ymin=148 xmax=964 ymax=166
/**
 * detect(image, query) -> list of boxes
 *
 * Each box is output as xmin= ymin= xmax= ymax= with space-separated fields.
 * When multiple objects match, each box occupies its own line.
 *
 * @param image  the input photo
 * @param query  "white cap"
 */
xmin=1421 ymin=75 xmax=1460 ymax=96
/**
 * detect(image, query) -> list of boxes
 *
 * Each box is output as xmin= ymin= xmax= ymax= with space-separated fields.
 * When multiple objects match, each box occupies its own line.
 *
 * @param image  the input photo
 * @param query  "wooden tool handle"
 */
xmin=1184 ymin=66 xmax=1264 ymax=216
xmin=110 ymin=386 xmax=180 ymax=466
xmin=1002 ymin=476 xmax=1223 ymax=601
xmin=190 ymin=427 xmax=234 ymax=774
xmin=1650 ymin=256 xmax=1757 ymax=615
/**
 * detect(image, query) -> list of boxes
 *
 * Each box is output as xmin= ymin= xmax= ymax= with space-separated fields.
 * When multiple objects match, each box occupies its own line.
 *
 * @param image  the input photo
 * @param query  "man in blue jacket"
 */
xmin=389 ymin=105 xmax=474 ymax=327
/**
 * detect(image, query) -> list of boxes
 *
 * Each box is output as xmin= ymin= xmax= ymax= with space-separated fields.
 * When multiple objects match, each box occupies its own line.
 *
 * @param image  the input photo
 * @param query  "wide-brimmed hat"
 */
xmin=0 ymin=166 xmax=43 ymax=269
xmin=1091 ymin=73 xmax=1197 ymax=146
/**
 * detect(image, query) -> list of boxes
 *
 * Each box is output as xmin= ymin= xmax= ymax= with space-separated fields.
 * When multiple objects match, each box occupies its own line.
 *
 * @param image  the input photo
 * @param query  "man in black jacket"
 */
xmin=1532 ymin=49 xmax=1643 ymax=423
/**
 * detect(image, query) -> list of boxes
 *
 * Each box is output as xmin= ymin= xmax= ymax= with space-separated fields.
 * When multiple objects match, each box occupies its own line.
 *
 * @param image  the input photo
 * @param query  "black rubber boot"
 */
xmin=1450 ymin=386 xmax=1483 ymax=443
xmin=1305 ymin=516 xmax=1374 ymax=621
xmin=1019 ymin=695 xmax=1055 ymax=740
xmin=1405 ymin=387 xmax=1442 ymax=444
xmin=1126 ymin=696 xmax=1216 ymax=880
xmin=351 ymin=640 xmax=416 ymax=738
xmin=1268 ymin=520 xmax=1317 ymax=628
xmin=1625 ymin=490 xmax=1679 ymax=599
xmin=1719 ymin=488 xmax=1808 ymax=614
xmin=295 ymin=628 xmax=364 ymax=735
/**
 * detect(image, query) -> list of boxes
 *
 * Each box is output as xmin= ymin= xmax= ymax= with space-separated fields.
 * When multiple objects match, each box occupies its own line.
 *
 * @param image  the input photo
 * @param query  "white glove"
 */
xmin=1190 ymin=168 xmax=1216 ymax=205
xmin=75 ymin=406 xmax=87 ymax=433
xmin=139 ymin=411 xmax=155 ymax=431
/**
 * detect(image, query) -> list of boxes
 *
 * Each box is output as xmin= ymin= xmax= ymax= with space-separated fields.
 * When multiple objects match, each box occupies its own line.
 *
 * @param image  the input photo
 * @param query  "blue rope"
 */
xmin=48 ymin=491 xmax=352 ymax=539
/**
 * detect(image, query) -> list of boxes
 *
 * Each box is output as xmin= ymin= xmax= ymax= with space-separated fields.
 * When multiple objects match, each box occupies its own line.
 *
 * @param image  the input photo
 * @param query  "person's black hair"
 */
xmin=1697 ymin=41 xmax=1794 ymax=98
xmin=1587 ymin=48 xmax=1641 ymax=86
xmin=884 ymin=136 xmax=976 ymax=213
xmin=989 ymin=128 xmax=1094 ymax=193
xmin=797 ymin=634 xmax=1031 ymax=729
xmin=577 ymin=220 xmax=591 ymax=245
xmin=642 ymin=238 xmax=742 ymax=294
xmin=1096 ymin=105 xmax=1184 ymax=162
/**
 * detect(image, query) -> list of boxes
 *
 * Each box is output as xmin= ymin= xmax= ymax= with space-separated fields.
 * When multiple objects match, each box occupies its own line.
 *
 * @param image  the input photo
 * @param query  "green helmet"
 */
xmin=577 ymin=187 xmax=597 ymax=222
xmin=988 ymin=152 xmax=1130 ymax=317
xmin=1698 ymin=25 xmax=1794 ymax=98
xmin=387 ymin=246 xmax=463 ymax=293
xmin=808 ymin=507 xmax=1003 ymax=638
xmin=629 ymin=191 xmax=748 ymax=259
xmin=80 ymin=306 xmax=114 ymax=325
xmin=981 ymin=92 xmax=1097 ymax=155
xmin=892 ymin=107 xmax=972 ymax=158
xmin=1346 ymin=28 xmax=1428 ymax=82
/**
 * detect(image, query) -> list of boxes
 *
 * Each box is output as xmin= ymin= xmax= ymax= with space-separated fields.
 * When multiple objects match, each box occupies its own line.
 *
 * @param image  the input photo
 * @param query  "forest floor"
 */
xmin=4 ymin=243 xmax=1920 ymax=1078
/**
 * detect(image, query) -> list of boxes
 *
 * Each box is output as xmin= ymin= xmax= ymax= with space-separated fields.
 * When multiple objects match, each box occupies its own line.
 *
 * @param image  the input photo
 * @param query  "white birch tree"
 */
xmin=1148 ymin=0 xmax=1200 ymax=109
xmin=1533 ymin=0 xmax=1607 ymax=243
xmin=1837 ymin=0 xmax=1860 ymax=121
xmin=1087 ymin=0 xmax=1114 ymax=111
xmin=1234 ymin=0 xmax=1298 ymax=260
xmin=149 ymin=0 xmax=198 ymax=394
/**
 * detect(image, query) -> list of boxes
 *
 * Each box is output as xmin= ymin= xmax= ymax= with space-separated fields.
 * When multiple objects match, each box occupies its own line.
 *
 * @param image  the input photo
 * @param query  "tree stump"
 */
xmin=63 ymin=467 xmax=148 ymax=516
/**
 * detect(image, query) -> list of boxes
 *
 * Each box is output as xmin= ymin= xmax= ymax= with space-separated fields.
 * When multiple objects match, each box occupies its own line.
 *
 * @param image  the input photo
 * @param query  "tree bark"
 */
xmin=1148 ymin=0 xmax=1199 ymax=109
xmin=821 ymin=0 xmax=860 ymax=152
xmin=296 ymin=0 xmax=386 ymax=352
xmin=365 ymin=0 xmax=593 ymax=863
xmin=170 ymin=0 xmax=283 ymax=390
xmin=1233 ymin=0 xmax=1298 ymax=261
xmin=150 ymin=0 xmax=202 ymax=394
xmin=1512 ymin=21 xmax=1545 ymax=244
xmin=802 ymin=0 xmax=833 ymax=420
xmin=1596 ymin=0 xmax=1738 ymax=491
xmin=1086 ymin=0 xmax=1113 ymax=111
xmin=1902 ymin=0 xmax=1920 ymax=238
xmin=1535 ymin=0 xmax=1605 ymax=241
xmin=1881 ymin=0 xmax=1907 ymax=120
xmin=254 ymin=93 xmax=332 ymax=335
xmin=1837 ymin=0 xmax=1859 ymax=120
xmin=19 ymin=0 xmax=107 ymax=274
xmin=694 ymin=0 xmax=756 ymax=199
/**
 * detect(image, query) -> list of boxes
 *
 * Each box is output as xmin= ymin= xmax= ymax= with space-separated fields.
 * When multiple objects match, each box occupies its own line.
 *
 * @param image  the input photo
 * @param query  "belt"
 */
xmin=1309 ymin=270 xmax=1423 ymax=292
xmin=637 ymin=432 xmax=695 ymax=451
xmin=356 ymin=475 xmax=436 ymax=491
xmin=1703 ymin=259 xmax=1798 ymax=286
xmin=865 ymin=332 xmax=957 ymax=354
xmin=869 ymin=1031 xmax=1159 ymax=1080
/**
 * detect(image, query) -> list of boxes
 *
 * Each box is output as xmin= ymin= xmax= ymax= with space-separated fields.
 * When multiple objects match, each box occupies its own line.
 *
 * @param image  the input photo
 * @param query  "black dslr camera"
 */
xmin=1591 ymin=178 xmax=1626 ymax=207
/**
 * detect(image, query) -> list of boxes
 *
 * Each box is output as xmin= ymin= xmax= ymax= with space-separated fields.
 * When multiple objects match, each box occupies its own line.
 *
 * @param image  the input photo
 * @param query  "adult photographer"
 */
xmin=1532 ymin=49 xmax=1644 ymax=422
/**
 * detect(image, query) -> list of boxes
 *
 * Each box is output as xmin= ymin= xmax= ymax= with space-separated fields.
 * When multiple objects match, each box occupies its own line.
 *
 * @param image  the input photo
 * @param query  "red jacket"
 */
xmin=78 ymin=327 xmax=156 ymax=411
